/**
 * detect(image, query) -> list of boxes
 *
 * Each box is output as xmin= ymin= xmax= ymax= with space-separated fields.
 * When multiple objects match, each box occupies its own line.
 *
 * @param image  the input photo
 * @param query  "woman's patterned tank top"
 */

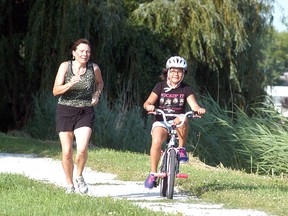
xmin=58 ymin=61 xmax=95 ymax=107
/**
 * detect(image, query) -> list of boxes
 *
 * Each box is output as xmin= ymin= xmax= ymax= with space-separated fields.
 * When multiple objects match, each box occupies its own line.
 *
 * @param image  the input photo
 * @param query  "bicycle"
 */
xmin=149 ymin=108 xmax=199 ymax=199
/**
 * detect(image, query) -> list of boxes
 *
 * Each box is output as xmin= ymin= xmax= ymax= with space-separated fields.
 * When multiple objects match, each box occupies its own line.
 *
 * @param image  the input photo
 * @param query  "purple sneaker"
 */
xmin=178 ymin=147 xmax=189 ymax=163
xmin=144 ymin=174 xmax=157 ymax=189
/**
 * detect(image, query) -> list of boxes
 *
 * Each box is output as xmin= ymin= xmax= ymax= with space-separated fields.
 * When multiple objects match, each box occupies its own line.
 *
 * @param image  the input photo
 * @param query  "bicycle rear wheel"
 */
xmin=159 ymin=152 xmax=167 ymax=197
xmin=167 ymin=149 xmax=176 ymax=199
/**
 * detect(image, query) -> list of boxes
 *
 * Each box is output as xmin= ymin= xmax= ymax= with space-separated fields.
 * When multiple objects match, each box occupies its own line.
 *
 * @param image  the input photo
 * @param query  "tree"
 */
xmin=0 ymin=0 xmax=30 ymax=131
xmin=0 ymin=0 xmax=166 ymax=131
xmin=132 ymin=0 xmax=274 ymax=111
xmin=0 ymin=0 xmax=279 ymax=131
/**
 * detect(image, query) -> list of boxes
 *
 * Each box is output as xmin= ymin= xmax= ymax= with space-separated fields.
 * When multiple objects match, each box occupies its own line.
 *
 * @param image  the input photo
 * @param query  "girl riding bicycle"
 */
xmin=143 ymin=56 xmax=206 ymax=189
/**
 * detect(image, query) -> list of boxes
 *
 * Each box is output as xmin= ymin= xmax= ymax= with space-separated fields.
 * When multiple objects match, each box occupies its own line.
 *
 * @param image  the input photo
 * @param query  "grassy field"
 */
xmin=0 ymin=132 xmax=287 ymax=216
xmin=1 ymin=173 xmax=167 ymax=216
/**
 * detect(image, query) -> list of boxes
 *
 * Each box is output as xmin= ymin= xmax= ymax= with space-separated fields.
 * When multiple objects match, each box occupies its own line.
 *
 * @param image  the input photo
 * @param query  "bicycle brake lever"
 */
xmin=187 ymin=112 xmax=201 ymax=118
xmin=192 ymin=111 xmax=203 ymax=118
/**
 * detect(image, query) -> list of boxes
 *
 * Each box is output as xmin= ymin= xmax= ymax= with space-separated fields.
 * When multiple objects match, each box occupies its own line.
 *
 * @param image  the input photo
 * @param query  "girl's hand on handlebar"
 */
xmin=145 ymin=105 xmax=155 ymax=112
xmin=196 ymin=108 xmax=206 ymax=115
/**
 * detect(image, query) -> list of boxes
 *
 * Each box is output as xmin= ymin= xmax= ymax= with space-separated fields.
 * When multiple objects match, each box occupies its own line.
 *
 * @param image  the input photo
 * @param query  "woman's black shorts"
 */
xmin=56 ymin=104 xmax=95 ymax=132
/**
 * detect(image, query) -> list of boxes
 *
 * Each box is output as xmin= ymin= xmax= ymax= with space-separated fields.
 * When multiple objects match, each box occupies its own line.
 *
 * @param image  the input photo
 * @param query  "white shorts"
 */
xmin=151 ymin=120 xmax=174 ymax=134
xmin=151 ymin=114 xmax=186 ymax=134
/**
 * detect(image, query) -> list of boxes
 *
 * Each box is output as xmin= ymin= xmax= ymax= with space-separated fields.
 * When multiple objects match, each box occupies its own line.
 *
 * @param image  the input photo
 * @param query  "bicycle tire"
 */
xmin=159 ymin=152 xmax=167 ymax=197
xmin=167 ymin=149 xmax=176 ymax=199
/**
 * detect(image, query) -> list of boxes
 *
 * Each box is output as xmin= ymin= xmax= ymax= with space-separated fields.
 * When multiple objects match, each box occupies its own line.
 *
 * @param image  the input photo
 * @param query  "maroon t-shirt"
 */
xmin=152 ymin=81 xmax=194 ymax=121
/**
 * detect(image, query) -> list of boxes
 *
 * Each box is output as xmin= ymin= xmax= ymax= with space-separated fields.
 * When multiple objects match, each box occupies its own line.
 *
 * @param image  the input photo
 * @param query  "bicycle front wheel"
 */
xmin=159 ymin=152 xmax=167 ymax=197
xmin=167 ymin=149 xmax=176 ymax=199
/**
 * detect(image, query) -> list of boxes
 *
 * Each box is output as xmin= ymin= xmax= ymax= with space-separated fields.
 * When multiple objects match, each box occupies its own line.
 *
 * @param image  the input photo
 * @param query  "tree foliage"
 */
xmin=261 ymin=30 xmax=288 ymax=86
xmin=0 ymin=0 xmax=282 ymax=131
xmin=132 ymin=0 xmax=275 ymax=111
xmin=0 ymin=0 xmax=29 ymax=131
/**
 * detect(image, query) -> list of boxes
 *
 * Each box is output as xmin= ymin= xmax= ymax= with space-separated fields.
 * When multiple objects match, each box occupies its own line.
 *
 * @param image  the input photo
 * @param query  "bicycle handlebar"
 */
xmin=149 ymin=109 xmax=200 ymax=128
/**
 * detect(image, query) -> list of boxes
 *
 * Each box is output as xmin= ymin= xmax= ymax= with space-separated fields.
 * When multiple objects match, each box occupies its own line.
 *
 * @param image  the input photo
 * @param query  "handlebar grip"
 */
xmin=187 ymin=114 xmax=193 ymax=118
xmin=187 ymin=111 xmax=198 ymax=118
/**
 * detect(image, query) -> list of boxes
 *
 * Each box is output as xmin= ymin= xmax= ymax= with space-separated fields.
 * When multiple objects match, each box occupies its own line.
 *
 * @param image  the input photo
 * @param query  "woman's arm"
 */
xmin=53 ymin=62 xmax=69 ymax=96
xmin=91 ymin=63 xmax=104 ymax=105
xmin=53 ymin=62 xmax=80 ymax=96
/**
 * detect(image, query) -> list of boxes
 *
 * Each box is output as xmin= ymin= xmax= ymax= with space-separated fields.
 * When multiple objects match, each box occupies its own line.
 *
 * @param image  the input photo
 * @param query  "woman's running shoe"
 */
xmin=76 ymin=176 xmax=88 ymax=194
xmin=66 ymin=185 xmax=75 ymax=194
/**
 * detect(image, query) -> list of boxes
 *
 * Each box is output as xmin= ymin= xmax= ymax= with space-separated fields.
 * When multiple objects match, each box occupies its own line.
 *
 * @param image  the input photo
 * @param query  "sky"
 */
xmin=273 ymin=0 xmax=287 ymax=32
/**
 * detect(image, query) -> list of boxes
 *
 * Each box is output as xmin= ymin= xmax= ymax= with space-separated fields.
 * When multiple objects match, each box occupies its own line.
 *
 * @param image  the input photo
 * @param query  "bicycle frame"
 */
xmin=150 ymin=109 xmax=197 ymax=199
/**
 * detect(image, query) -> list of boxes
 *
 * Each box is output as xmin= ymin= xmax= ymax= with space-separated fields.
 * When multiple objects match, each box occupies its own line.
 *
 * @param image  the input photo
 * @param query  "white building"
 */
xmin=265 ymin=85 xmax=288 ymax=117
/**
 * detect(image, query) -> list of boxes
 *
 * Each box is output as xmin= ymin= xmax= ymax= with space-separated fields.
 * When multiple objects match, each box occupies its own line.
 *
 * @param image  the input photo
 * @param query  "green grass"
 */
xmin=1 ymin=132 xmax=288 ymax=216
xmin=0 ymin=174 xmax=164 ymax=216
xmin=179 ymin=166 xmax=287 ymax=215
xmin=0 ymin=132 xmax=60 ymax=157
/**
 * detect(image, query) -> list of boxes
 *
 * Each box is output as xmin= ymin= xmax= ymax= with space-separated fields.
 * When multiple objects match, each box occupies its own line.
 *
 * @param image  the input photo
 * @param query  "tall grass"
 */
xmin=232 ymin=106 xmax=288 ymax=176
xmin=188 ymin=95 xmax=288 ymax=176
xmin=23 ymin=91 xmax=58 ymax=140
xmin=186 ymin=96 xmax=239 ymax=167
xmin=93 ymin=95 xmax=152 ymax=153
xmin=23 ymin=92 xmax=288 ymax=176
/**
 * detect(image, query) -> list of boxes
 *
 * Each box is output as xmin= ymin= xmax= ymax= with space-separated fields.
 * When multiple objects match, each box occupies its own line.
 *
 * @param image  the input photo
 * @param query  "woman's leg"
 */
xmin=59 ymin=131 xmax=74 ymax=186
xmin=74 ymin=126 xmax=92 ymax=177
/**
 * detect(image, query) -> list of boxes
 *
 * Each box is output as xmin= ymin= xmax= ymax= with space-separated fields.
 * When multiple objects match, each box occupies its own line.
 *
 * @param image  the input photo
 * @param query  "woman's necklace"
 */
xmin=77 ymin=67 xmax=86 ymax=76
xmin=72 ymin=62 xmax=86 ymax=76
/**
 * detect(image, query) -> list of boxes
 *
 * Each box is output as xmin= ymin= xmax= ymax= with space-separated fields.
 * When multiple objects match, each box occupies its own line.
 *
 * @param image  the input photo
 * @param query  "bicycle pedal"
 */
xmin=176 ymin=173 xmax=189 ymax=178
xmin=153 ymin=173 xmax=166 ymax=178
